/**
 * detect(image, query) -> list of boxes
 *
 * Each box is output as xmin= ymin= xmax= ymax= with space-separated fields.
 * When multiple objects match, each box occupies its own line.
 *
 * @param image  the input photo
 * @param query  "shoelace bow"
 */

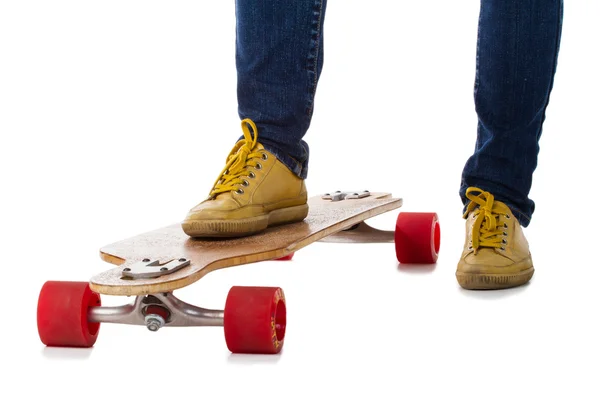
xmin=209 ymin=119 xmax=264 ymax=197
xmin=463 ymin=187 xmax=507 ymax=253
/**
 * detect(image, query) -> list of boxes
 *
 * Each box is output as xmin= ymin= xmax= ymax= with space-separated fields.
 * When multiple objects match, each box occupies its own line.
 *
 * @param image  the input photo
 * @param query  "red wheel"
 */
xmin=275 ymin=253 xmax=294 ymax=261
xmin=224 ymin=286 xmax=286 ymax=354
xmin=395 ymin=212 xmax=440 ymax=264
xmin=37 ymin=281 xmax=101 ymax=347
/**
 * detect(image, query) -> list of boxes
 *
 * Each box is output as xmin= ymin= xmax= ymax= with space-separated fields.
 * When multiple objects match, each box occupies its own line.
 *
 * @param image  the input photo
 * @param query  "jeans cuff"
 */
xmin=262 ymin=143 xmax=308 ymax=179
xmin=459 ymin=184 xmax=532 ymax=228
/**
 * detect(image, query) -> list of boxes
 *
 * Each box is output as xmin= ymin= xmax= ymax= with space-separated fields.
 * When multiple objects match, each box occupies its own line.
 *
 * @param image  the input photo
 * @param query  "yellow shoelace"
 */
xmin=463 ymin=187 xmax=507 ymax=253
xmin=209 ymin=118 xmax=265 ymax=197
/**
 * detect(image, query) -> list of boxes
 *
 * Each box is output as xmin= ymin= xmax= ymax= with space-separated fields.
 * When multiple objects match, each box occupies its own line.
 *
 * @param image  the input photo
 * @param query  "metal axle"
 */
xmin=88 ymin=292 xmax=224 ymax=331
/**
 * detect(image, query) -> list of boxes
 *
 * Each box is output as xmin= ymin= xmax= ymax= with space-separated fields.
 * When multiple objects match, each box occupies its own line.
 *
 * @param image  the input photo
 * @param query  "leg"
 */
xmin=236 ymin=0 xmax=328 ymax=179
xmin=182 ymin=0 xmax=328 ymax=238
xmin=460 ymin=0 xmax=564 ymax=226
xmin=456 ymin=0 xmax=563 ymax=289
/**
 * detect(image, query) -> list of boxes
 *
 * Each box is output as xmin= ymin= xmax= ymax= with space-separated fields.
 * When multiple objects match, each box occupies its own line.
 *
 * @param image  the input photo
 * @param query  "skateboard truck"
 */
xmin=121 ymin=258 xmax=191 ymax=279
xmin=88 ymin=292 xmax=224 ymax=332
xmin=321 ymin=190 xmax=370 ymax=201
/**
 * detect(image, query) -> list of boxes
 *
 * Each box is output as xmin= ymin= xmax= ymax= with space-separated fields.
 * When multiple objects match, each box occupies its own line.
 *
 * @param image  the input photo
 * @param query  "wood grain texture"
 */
xmin=90 ymin=193 xmax=402 ymax=296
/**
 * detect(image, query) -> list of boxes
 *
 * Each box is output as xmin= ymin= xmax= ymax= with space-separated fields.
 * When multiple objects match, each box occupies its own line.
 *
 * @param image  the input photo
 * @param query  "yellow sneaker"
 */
xmin=456 ymin=187 xmax=534 ymax=290
xmin=182 ymin=119 xmax=308 ymax=238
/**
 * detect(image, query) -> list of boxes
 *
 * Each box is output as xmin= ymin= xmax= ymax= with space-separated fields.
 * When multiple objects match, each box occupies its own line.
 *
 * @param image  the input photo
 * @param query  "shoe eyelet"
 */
xmin=505 ymin=214 xmax=511 ymax=219
xmin=501 ymin=247 xmax=506 ymax=251
xmin=235 ymin=188 xmax=244 ymax=195
xmin=261 ymin=153 xmax=268 ymax=160
xmin=255 ymin=163 xmax=263 ymax=170
xmin=502 ymin=239 xmax=507 ymax=244
xmin=248 ymin=171 xmax=256 ymax=179
xmin=242 ymin=179 xmax=249 ymax=187
xmin=504 ymin=223 xmax=508 ymax=228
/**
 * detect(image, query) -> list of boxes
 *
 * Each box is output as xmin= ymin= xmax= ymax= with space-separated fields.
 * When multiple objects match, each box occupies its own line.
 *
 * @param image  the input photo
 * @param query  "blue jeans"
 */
xmin=235 ymin=0 xmax=563 ymax=227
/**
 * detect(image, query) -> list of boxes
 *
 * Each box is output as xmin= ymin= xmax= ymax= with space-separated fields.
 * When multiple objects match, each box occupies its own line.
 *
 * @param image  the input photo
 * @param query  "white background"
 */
xmin=1 ymin=1 xmax=599 ymax=399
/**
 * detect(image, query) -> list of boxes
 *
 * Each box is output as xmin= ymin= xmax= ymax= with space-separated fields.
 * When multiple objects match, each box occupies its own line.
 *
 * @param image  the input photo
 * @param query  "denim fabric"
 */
xmin=234 ymin=0 xmax=563 ymax=226
xmin=235 ymin=0 xmax=327 ymax=179
xmin=459 ymin=0 xmax=564 ymax=227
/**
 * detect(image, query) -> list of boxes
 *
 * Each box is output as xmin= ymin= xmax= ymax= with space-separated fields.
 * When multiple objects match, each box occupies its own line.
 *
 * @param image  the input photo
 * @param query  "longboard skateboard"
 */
xmin=37 ymin=191 xmax=440 ymax=354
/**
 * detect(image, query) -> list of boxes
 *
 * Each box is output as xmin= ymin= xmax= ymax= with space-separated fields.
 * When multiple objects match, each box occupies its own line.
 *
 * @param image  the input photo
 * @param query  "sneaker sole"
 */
xmin=181 ymin=204 xmax=309 ymax=238
xmin=455 ymin=267 xmax=534 ymax=290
